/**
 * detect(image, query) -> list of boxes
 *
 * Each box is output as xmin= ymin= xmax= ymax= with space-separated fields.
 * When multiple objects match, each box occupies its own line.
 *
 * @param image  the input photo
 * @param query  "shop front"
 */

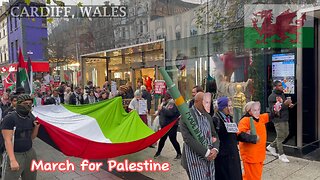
xmin=49 ymin=58 xmax=82 ymax=87
xmin=81 ymin=40 xmax=165 ymax=91
xmin=164 ymin=8 xmax=320 ymax=156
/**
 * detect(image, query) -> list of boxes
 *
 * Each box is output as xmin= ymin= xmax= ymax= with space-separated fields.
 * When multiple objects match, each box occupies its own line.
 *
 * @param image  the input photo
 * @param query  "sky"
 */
xmin=0 ymin=0 xmax=203 ymax=6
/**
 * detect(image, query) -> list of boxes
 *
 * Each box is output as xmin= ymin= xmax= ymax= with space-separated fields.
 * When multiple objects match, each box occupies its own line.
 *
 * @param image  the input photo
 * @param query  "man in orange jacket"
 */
xmin=237 ymin=101 xmax=269 ymax=180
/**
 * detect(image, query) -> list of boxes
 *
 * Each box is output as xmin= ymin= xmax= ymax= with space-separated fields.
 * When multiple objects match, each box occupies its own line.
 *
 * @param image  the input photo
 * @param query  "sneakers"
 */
xmin=279 ymin=154 xmax=290 ymax=163
xmin=267 ymin=145 xmax=278 ymax=157
xmin=174 ymin=154 xmax=181 ymax=161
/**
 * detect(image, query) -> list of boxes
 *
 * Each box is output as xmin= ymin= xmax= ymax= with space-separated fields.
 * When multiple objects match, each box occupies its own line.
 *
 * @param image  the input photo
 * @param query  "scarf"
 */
xmin=88 ymin=95 xmax=96 ymax=104
xmin=217 ymin=111 xmax=232 ymax=123
xmin=16 ymin=104 xmax=31 ymax=117
xmin=185 ymin=107 xmax=215 ymax=180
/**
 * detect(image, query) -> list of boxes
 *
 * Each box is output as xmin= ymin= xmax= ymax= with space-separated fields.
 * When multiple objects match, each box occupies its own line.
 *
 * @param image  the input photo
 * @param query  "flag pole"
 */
xmin=27 ymin=51 xmax=33 ymax=95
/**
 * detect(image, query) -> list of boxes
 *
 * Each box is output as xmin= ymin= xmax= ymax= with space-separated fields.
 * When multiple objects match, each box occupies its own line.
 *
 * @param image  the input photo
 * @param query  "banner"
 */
xmin=244 ymin=4 xmax=314 ymax=48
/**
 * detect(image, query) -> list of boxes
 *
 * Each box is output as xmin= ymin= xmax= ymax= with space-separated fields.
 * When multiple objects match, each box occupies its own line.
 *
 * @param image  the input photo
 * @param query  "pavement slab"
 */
xmin=33 ymin=132 xmax=320 ymax=180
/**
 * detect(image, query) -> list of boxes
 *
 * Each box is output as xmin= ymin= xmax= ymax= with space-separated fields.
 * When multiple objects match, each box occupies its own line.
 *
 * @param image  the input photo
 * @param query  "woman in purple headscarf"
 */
xmin=212 ymin=96 xmax=242 ymax=180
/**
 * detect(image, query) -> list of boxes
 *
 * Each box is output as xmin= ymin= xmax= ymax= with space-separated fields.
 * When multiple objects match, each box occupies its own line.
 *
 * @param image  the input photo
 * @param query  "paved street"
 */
xmin=34 ymin=138 xmax=121 ymax=180
xmin=34 ymin=133 xmax=320 ymax=180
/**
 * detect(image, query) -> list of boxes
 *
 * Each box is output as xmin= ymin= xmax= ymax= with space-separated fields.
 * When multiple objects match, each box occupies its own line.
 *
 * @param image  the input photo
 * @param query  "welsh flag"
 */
xmin=244 ymin=4 xmax=314 ymax=48
xmin=16 ymin=48 xmax=31 ymax=94
xmin=32 ymin=97 xmax=176 ymax=159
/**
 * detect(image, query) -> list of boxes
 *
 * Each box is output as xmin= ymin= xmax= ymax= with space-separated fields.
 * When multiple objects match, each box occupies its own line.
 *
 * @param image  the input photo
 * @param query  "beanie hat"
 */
xmin=218 ymin=96 xmax=229 ymax=111
xmin=17 ymin=94 xmax=33 ymax=104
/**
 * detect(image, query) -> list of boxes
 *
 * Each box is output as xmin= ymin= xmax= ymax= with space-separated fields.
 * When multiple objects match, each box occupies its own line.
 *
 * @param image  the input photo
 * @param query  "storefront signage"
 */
xmin=154 ymin=80 xmax=166 ymax=95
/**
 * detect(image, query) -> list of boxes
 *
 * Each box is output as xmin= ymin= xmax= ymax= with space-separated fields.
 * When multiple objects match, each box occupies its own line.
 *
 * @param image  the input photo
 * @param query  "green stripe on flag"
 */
xmin=244 ymin=27 xmax=314 ymax=48
xmin=63 ymin=97 xmax=154 ymax=143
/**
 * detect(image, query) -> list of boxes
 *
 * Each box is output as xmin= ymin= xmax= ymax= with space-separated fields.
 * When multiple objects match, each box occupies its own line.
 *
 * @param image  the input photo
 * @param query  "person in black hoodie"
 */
xmin=213 ymin=96 xmax=242 ymax=180
xmin=154 ymin=93 xmax=181 ymax=160
xmin=141 ymin=85 xmax=152 ymax=114
xmin=267 ymin=80 xmax=294 ymax=163
xmin=1 ymin=94 xmax=40 ymax=180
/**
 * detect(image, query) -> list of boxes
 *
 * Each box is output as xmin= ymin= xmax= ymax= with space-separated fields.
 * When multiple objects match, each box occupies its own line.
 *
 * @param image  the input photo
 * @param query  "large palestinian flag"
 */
xmin=33 ymin=97 xmax=176 ymax=159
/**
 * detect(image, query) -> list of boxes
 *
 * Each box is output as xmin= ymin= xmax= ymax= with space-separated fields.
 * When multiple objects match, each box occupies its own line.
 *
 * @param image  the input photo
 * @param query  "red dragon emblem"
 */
xmin=251 ymin=9 xmax=306 ymax=44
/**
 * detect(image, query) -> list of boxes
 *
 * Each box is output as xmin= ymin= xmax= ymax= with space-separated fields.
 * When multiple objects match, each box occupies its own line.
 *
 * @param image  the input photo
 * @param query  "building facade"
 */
xmin=113 ymin=0 xmax=198 ymax=48
xmin=6 ymin=0 xmax=49 ymax=73
xmin=0 ymin=2 xmax=9 ymax=65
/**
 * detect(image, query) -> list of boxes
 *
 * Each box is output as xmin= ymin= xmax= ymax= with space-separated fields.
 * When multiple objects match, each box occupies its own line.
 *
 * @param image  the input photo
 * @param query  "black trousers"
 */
xmin=156 ymin=125 xmax=181 ymax=155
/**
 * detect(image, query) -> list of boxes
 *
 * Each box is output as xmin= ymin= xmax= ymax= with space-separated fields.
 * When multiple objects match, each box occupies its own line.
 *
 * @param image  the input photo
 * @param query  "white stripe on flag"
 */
xmin=32 ymin=105 xmax=112 ymax=143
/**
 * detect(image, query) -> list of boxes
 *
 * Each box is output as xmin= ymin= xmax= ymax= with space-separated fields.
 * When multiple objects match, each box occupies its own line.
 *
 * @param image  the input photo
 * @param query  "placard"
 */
xmin=272 ymin=53 xmax=295 ymax=94
xmin=224 ymin=123 xmax=239 ymax=133
xmin=111 ymin=81 xmax=117 ymax=95
xmin=138 ymin=100 xmax=147 ymax=115
xmin=154 ymin=80 xmax=166 ymax=95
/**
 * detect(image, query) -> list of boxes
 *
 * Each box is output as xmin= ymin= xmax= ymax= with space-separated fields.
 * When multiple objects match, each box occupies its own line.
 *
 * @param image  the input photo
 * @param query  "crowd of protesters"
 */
xmin=0 ymin=77 xmax=295 ymax=180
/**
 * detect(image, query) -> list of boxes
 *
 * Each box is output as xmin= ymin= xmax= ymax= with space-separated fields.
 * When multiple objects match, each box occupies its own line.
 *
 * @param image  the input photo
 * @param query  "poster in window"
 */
xmin=272 ymin=53 xmax=295 ymax=94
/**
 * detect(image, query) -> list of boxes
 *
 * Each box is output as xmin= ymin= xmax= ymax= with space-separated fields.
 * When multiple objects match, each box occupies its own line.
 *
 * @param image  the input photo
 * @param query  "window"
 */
xmin=11 ymin=42 xmax=14 ymax=62
xmin=0 ymin=53 xmax=2 ymax=63
xmin=15 ymin=40 xmax=18 ymax=60
xmin=175 ymin=32 xmax=181 ymax=40
xmin=139 ymin=20 xmax=143 ymax=34
xmin=4 ymin=53 xmax=6 ymax=61
xmin=122 ymin=27 xmax=126 ymax=39
xmin=10 ymin=17 xmax=12 ymax=31
xmin=190 ymin=29 xmax=198 ymax=36
xmin=0 ymin=32 xmax=1 ymax=39
xmin=14 ymin=18 xmax=17 ymax=29
xmin=190 ymin=19 xmax=198 ymax=36
xmin=3 ymin=29 xmax=5 ymax=37
xmin=42 ymin=18 xmax=47 ymax=27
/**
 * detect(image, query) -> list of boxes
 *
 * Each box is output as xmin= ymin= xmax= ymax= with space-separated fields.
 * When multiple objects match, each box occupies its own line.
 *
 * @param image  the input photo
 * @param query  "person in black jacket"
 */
xmin=267 ymin=80 xmax=294 ymax=163
xmin=154 ymin=93 xmax=181 ymax=160
xmin=69 ymin=87 xmax=84 ymax=105
xmin=2 ymin=95 xmax=18 ymax=118
xmin=141 ymin=85 xmax=152 ymax=114
xmin=213 ymin=96 xmax=242 ymax=180
xmin=188 ymin=86 xmax=203 ymax=108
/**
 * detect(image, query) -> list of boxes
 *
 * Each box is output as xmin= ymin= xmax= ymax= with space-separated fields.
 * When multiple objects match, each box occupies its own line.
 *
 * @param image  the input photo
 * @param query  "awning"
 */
xmin=0 ymin=61 xmax=49 ymax=73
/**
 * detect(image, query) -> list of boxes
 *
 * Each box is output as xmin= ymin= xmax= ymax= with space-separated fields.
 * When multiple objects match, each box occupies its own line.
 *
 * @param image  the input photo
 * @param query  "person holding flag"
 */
xmin=16 ymin=48 xmax=32 ymax=95
xmin=1 ymin=94 xmax=40 ymax=180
